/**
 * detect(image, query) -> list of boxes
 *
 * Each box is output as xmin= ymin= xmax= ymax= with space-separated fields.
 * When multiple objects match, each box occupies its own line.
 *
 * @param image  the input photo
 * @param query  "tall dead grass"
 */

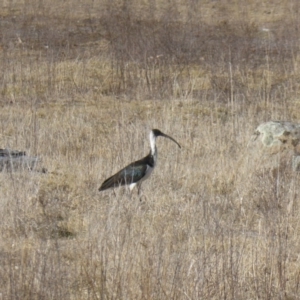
xmin=1 ymin=0 xmax=300 ymax=299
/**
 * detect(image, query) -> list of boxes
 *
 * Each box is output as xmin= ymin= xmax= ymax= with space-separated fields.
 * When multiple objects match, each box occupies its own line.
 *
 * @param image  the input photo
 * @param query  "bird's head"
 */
xmin=151 ymin=129 xmax=181 ymax=148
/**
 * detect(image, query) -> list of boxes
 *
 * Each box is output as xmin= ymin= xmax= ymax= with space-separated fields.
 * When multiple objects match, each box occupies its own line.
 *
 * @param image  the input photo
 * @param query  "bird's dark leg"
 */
xmin=137 ymin=183 xmax=143 ymax=201
xmin=129 ymin=188 xmax=133 ymax=201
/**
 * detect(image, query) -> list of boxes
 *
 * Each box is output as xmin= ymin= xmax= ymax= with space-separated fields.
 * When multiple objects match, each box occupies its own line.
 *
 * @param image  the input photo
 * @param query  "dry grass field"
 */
xmin=1 ymin=0 xmax=300 ymax=299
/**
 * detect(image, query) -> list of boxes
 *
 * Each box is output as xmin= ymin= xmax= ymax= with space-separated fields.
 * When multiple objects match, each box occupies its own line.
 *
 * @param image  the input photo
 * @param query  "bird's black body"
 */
xmin=99 ymin=152 xmax=155 ymax=191
xmin=99 ymin=129 xmax=181 ymax=193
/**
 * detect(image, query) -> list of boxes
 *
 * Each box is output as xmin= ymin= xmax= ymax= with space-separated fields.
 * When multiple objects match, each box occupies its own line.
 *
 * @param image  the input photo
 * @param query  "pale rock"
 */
xmin=251 ymin=121 xmax=300 ymax=171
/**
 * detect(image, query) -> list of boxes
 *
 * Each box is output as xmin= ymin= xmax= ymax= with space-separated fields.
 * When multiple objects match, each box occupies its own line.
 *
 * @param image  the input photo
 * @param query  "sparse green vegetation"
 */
xmin=1 ymin=0 xmax=300 ymax=299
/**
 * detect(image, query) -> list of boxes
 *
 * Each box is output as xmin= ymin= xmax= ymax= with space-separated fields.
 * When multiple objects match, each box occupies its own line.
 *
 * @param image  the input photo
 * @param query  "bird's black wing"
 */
xmin=99 ymin=158 xmax=148 ymax=191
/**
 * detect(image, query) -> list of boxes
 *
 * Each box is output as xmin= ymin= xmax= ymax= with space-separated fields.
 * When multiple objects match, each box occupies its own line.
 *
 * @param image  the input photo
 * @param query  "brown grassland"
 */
xmin=1 ymin=0 xmax=300 ymax=299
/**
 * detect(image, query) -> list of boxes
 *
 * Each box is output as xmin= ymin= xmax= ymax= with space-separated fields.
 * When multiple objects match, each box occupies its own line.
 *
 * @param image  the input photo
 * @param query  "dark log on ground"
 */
xmin=0 ymin=149 xmax=47 ymax=173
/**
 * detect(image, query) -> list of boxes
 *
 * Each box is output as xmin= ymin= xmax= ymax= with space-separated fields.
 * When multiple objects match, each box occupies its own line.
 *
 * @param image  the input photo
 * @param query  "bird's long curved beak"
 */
xmin=161 ymin=133 xmax=181 ymax=148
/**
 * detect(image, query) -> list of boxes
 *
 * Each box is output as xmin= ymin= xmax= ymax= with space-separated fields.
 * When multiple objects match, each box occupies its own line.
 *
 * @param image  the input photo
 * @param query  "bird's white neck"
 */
xmin=149 ymin=130 xmax=157 ymax=156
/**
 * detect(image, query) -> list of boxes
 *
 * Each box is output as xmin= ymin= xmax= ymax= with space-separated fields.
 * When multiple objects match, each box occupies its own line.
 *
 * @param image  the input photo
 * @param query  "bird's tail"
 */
xmin=99 ymin=175 xmax=121 ymax=191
